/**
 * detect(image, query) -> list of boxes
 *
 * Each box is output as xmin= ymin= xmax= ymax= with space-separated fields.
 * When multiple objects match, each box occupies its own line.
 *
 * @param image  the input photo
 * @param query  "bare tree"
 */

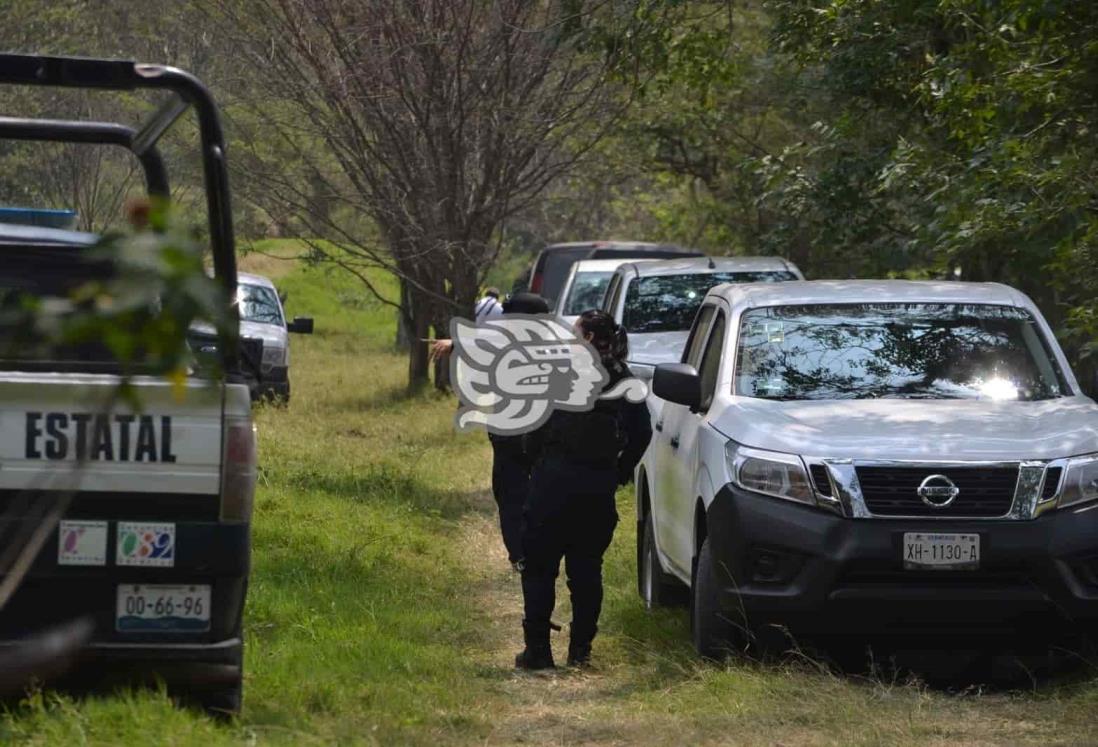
xmin=209 ymin=0 xmax=660 ymax=389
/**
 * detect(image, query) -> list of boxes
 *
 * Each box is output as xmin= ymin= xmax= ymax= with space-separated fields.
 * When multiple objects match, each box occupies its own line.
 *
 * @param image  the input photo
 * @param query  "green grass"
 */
xmin=4 ymin=243 xmax=1098 ymax=745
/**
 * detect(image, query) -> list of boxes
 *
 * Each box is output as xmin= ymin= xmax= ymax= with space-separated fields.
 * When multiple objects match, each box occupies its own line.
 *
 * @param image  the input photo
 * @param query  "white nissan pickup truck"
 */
xmin=0 ymin=54 xmax=257 ymax=712
xmin=638 ymin=279 xmax=1098 ymax=659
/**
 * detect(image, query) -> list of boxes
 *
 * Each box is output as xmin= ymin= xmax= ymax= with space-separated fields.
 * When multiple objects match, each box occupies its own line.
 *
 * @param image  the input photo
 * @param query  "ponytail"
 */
xmin=577 ymin=309 xmax=629 ymax=365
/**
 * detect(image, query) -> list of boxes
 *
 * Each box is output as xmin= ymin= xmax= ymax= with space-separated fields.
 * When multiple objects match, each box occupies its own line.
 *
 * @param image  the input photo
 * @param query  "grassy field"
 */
xmin=3 ymin=249 xmax=1098 ymax=745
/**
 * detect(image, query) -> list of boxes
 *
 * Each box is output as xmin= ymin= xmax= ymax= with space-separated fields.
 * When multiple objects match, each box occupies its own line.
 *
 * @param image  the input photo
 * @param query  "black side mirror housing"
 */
xmin=287 ymin=316 xmax=314 ymax=334
xmin=653 ymin=363 xmax=701 ymax=410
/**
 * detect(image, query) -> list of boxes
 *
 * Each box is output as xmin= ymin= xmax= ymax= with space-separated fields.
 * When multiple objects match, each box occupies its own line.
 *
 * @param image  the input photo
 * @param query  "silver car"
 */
xmin=191 ymin=272 xmax=313 ymax=401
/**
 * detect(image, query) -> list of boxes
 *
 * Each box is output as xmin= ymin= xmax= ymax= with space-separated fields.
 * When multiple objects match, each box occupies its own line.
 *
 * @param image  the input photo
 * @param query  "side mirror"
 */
xmin=278 ymin=289 xmax=289 ymax=306
xmin=652 ymin=363 xmax=701 ymax=409
xmin=287 ymin=316 xmax=314 ymax=334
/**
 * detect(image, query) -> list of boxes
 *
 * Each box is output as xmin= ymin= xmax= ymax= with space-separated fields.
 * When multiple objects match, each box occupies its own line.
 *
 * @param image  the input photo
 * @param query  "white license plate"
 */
xmin=116 ymin=584 xmax=211 ymax=633
xmin=903 ymin=533 xmax=980 ymax=570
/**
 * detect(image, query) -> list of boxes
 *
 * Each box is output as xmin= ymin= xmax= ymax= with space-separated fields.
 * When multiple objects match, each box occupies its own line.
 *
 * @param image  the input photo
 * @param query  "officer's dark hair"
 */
xmin=577 ymin=309 xmax=628 ymax=364
xmin=484 ymin=287 xmax=501 ymax=299
xmin=502 ymin=292 xmax=550 ymax=315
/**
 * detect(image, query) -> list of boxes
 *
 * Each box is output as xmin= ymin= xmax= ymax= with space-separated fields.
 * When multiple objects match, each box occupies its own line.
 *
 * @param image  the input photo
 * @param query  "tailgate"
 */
xmin=0 ymin=372 xmax=223 ymax=495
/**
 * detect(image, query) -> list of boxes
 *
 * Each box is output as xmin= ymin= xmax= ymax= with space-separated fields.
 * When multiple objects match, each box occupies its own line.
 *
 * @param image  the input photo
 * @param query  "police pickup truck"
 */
xmin=639 ymin=279 xmax=1098 ymax=659
xmin=0 ymin=55 xmax=256 ymax=712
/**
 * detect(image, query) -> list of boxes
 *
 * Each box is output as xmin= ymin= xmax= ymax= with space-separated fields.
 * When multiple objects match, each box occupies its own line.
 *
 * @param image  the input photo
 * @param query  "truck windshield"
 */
xmin=237 ymin=284 xmax=283 ymax=326
xmin=624 ymin=271 xmax=797 ymax=333
xmin=735 ymin=303 xmax=1069 ymax=401
xmin=563 ymin=271 xmax=614 ymax=315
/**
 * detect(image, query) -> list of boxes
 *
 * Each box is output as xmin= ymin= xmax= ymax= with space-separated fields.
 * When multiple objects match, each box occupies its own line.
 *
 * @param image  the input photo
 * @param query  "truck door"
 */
xmin=661 ymin=308 xmax=726 ymax=573
xmin=652 ymin=305 xmax=715 ymax=577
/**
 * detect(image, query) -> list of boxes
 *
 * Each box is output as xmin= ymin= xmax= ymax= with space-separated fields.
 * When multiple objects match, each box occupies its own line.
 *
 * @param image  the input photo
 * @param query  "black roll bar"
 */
xmin=0 ymin=117 xmax=170 ymax=196
xmin=0 ymin=53 xmax=240 ymax=373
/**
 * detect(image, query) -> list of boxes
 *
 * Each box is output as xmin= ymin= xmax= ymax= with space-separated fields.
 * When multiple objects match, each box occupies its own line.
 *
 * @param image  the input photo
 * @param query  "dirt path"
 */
xmin=455 ymin=500 xmax=657 ymax=747
xmin=450 ymin=495 xmax=1098 ymax=747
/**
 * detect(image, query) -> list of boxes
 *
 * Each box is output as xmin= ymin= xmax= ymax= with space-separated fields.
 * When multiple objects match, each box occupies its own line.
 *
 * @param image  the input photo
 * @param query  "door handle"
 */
xmin=655 ymin=420 xmax=664 ymax=432
xmin=670 ymin=435 xmax=680 ymax=449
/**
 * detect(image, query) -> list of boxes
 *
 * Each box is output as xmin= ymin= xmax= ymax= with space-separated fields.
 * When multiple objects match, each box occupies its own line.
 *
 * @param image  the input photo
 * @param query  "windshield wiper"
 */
xmin=881 ymin=392 xmax=968 ymax=400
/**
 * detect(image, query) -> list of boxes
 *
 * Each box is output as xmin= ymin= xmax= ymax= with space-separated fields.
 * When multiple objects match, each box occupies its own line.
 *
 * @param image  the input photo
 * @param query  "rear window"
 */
xmin=539 ymin=248 xmax=591 ymax=305
xmin=623 ymin=271 xmax=797 ymax=333
xmin=562 ymin=271 xmax=614 ymax=316
xmin=0 ymin=242 xmax=120 ymax=370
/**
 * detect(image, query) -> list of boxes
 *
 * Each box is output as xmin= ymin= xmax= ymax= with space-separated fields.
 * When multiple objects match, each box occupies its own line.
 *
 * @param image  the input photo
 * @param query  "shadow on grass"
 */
xmin=275 ymin=462 xmax=492 ymax=522
xmin=812 ymin=635 xmax=1098 ymax=693
xmin=319 ymin=381 xmax=453 ymax=414
xmin=616 ymin=599 xmax=1098 ymax=696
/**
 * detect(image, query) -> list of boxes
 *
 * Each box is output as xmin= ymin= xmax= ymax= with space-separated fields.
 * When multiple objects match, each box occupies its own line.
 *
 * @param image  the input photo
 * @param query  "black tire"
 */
xmin=640 ymin=514 xmax=687 ymax=609
xmin=197 ymin=679 xmax=242 ymax=719
xmin=691 ymin=537 xmax=739 ymax=660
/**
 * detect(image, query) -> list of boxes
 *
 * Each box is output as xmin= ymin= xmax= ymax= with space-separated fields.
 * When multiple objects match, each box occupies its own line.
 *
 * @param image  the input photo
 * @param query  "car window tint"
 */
xmin=237 ymin=284 xmax=284 ymax=326
xmin=698 ymin=311 xmax=726 ymax=411
xmin=564 ymin=271 xmax=614 ymax=315
xmin=683 ymin=305 xmax=715 ymax=368
xmin=622 ymin=271 xmax=797 ymax=333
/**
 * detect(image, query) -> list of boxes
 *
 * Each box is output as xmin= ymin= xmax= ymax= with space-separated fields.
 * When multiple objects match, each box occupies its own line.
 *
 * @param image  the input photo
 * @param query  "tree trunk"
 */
xmin=395 ymin=278 xmax=413 ymax=352
xmin=407 ymin=297 xmax=432 ymax=392
xmin=432 ymin=251 xmax=482 ymax=392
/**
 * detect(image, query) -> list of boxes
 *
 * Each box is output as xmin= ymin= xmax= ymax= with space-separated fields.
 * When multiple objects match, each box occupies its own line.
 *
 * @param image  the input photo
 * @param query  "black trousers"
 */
xmin=490 ymin=435 xmax=529 ymax=563
xmin=521 ymin=455 xmax=619 ymax=643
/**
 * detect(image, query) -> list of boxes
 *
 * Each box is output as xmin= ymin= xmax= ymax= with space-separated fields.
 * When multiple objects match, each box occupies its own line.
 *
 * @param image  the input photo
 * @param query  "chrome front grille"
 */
xmin=807 ymin=460 xmax=1060 ymax=520
xmin=855 ymin=465 xmax=1018 ymax=517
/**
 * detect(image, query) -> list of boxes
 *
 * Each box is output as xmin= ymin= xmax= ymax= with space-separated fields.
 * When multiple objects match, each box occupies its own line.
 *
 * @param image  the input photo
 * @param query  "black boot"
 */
xmin=515 ymin=620 xmax=555 ymax=670
xmin=566 ymin=639 xmax=592 ymax=668
xmin=567 ymin=625 xmax=596 ymax=667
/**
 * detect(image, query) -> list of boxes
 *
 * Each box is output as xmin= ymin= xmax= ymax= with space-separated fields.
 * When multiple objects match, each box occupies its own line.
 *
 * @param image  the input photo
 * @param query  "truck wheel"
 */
xmin=640 ymin=515 xmax=686 ymax=609
xmin=691 ymin=536 xmax=739 ymax=660
xmin=198 ymin=679 xmax=242 ymax=719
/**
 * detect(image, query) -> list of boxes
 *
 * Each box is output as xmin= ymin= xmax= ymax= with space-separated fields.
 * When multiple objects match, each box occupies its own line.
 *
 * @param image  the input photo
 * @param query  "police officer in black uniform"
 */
xmin=431 ymin=292 xmax=551 ymax=568
xmin=516 ymin=309 xmax=652 ymax=669
xmin=490 ymin=292 xmax=551 ymax=568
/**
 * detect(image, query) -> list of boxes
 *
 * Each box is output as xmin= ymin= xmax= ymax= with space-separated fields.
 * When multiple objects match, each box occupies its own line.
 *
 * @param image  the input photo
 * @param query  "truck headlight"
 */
xmin=261 ymin=344 xmax=287 ymax=371
xmin=1059 ymin=454 xmax=1098 ymax=509
xmin=726 ymin=443 xmax=815 ymax=505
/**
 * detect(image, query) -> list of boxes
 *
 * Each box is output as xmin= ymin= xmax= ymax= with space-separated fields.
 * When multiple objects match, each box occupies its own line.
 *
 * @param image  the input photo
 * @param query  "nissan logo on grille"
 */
xmin=917 ymin=474 xmax=960 ymax=508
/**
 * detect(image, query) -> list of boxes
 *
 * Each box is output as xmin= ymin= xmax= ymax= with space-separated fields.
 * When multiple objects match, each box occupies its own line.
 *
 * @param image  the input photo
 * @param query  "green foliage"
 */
xmin=72 ymin=208 xmax=231 ymax=375
xmin=601 ymin=0 xmax=1097 ymax=374
xmin=767 ymin=0 xmax=1098 ymax=361
xmin=3 ymin=204 xmax=233 ymax=399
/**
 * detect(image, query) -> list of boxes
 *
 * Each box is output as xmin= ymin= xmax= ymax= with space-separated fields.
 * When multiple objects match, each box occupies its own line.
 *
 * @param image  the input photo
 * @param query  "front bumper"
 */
xmin=707 ymin=484 xmax=1098 ymax=642
xmin=251 ymin=365 xmax=289 ymax=400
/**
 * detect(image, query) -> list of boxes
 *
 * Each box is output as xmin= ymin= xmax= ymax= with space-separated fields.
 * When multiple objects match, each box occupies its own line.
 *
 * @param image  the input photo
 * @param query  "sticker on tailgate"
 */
xmin=117 ymin=522 xmax=175 ymax=567
xmin=58 ymin=520 xmax=108 ymax=566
